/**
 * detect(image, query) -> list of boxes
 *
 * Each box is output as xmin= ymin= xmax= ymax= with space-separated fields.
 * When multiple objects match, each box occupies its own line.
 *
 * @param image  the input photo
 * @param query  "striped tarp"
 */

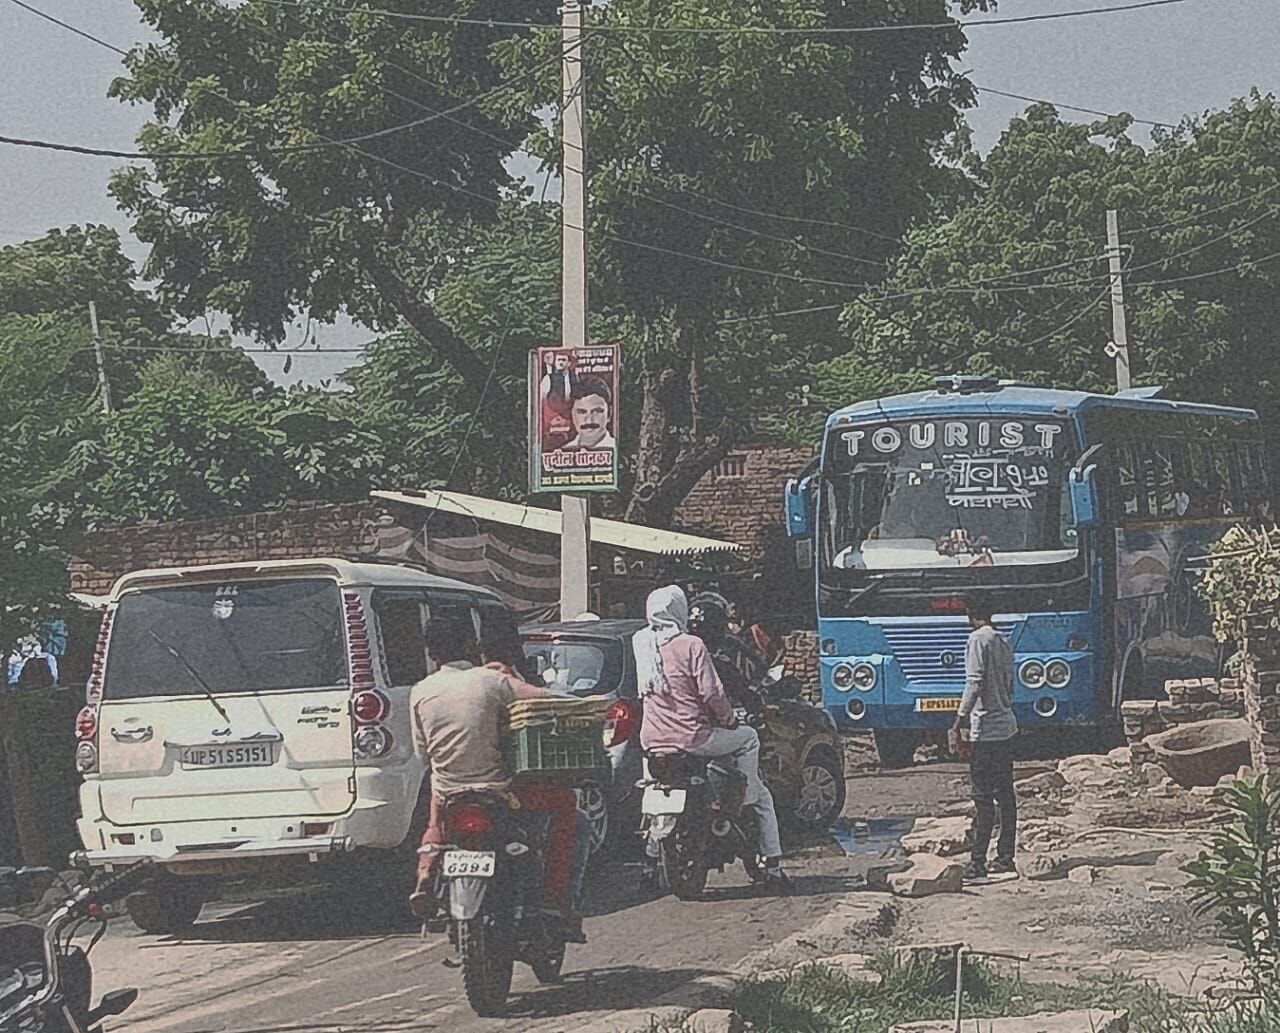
xmin=370 ymin=520 xmax=561 ymax=620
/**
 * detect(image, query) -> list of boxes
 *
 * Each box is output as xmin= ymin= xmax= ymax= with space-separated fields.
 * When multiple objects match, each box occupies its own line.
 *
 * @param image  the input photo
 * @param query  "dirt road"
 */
xmin=89 ymin=844 xmax=872 ymax=1033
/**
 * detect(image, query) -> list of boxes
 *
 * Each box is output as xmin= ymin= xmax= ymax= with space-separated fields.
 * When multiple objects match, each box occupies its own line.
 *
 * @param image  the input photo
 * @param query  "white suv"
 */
xmin=72 ymin=558 xmax=515 ymax=934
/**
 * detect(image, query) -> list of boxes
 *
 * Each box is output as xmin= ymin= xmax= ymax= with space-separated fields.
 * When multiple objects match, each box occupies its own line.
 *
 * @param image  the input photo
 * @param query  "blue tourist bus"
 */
xmin=783 ymin=375 xmax=1270 ymax=766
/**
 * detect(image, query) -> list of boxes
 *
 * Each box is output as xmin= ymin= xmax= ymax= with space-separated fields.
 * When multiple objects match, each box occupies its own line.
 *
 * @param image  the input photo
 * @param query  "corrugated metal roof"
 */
xmin=372 ymin=489 xmax=743 ymax=557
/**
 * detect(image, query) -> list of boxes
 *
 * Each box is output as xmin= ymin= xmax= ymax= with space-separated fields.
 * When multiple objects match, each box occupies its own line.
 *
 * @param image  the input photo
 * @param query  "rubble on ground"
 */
xmin=888 ymin=855 xmax=964 ymax=898
xmin=899 ymin=816 xmax=972 ymax=857
xmin=890 ymin=1010 xmax=1130 ymax=1033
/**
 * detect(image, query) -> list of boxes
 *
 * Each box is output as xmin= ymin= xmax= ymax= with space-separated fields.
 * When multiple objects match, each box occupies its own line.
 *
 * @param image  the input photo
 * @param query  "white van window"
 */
xmin=104 ymin=579 xmax=346 ymax=700
xmin=375 ymin=592 xmax=429 ymax=685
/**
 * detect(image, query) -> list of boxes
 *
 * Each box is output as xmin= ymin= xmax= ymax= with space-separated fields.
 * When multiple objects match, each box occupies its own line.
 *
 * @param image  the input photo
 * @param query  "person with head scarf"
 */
xmin=632 ymin=585 xmax=787 ymax=892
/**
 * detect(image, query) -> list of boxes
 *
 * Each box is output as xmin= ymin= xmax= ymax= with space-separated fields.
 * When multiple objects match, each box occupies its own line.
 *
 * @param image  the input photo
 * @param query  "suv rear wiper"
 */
xmin=148 ymin=629 xmax=231 ymax=724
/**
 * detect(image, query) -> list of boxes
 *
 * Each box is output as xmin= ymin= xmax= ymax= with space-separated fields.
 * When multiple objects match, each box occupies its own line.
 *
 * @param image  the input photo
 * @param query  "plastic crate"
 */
xmin=504 ymin=719 xmax=606 ymax=782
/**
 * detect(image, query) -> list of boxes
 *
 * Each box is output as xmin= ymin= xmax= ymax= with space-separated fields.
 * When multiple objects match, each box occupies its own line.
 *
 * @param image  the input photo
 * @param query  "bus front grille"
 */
xmin=878 ymin=621 xmax=1014 ymax=686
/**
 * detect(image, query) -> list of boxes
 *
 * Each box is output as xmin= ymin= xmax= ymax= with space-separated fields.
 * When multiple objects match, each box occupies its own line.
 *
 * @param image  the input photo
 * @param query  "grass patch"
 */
xmin=731 ymin=956 xmax=1278 ymax=1033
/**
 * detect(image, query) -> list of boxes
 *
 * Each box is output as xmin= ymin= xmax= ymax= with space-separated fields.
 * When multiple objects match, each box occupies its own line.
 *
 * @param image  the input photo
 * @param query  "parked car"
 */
xmin=519 ymin=619 xmax=846 ymax=856
xmin=73 ymin=557 xmax=524 ymax=935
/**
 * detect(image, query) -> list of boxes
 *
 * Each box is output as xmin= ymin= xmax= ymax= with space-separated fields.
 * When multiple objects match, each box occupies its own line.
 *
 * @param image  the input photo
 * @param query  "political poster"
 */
xmin=529 ymin=344 xmax=620 ymax=494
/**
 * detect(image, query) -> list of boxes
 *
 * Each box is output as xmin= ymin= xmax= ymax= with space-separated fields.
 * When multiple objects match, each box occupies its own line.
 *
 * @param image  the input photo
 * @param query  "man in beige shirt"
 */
xmin=409 ymin=616 xmax=587 ymax=941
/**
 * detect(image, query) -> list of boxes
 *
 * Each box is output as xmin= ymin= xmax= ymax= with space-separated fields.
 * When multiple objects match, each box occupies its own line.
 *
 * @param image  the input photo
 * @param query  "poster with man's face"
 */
xmin=529 ymin=344 xmax=620 ymax=493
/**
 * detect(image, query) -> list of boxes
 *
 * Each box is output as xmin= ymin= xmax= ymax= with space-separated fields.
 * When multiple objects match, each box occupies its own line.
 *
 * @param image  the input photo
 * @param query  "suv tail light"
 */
xmin=603 ymin=698 xmax=640 ymax=749
xmin=345 ymin=593 xmax=392 ymax=761
xmin=352 ymin=690 xmax=389 ymax=725
xmin=76 ymin=613 xmax=112 ymax=776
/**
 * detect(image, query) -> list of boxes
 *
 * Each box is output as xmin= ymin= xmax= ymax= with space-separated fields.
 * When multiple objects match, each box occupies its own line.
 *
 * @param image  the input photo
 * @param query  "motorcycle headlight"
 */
xmin=1045 ymin=659 xmax=1071 ymax=688
xmin=1020 ymin=660 xmax=1047 ymax=689
xmin=831 ymin=663 xmax=856 ymax=692
xmin=851 ymin=663 xmax=877 ymax=691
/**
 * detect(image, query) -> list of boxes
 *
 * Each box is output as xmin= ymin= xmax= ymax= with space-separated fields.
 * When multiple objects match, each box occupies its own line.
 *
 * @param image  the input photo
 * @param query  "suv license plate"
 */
xmin=443 ymin=851 xmax=496 ymax=878
xmin=642 ymin=786 xmax=687 ymax=816
xmin=179 ymin=744 xmax=275 ymax=769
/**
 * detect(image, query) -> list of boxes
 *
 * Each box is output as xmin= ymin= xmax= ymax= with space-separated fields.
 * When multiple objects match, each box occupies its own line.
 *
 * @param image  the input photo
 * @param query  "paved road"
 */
xmin=90 ymin=840 xmax=864 ymax=1033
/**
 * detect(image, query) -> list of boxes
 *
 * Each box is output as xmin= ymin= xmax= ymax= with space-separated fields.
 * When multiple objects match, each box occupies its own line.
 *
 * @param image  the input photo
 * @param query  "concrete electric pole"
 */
xmin=1105 ymin=209 xmax=1132 ymax=391
xmin=560 ymin=1 xmax=590 ymax=620
xmin=88 ymin=300 xmax=112 ymax=414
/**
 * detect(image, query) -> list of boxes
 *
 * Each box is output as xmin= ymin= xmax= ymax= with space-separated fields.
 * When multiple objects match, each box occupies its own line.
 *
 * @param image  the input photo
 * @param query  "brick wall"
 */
xmin=1242 ymin=620 xmax=1280 ymax=772
xmin=69 ymin=502 xmax=382 ymax=594
xmin=675 ymin=444 xmax=814 ymax=558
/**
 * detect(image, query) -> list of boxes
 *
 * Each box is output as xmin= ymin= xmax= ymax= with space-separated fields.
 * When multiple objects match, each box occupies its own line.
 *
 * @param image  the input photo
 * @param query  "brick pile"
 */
xmin=1121 ymin=678 xmax=1248 ymax=760
xmin=782 ymin=630 xmax=820 ymax=704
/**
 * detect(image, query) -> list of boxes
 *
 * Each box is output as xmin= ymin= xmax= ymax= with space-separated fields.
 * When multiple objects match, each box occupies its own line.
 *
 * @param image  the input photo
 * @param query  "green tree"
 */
xmin=111 ymin=0 xmax=991 ymax=524
xmin=841 ymin=95 xmax=1280 ymax=443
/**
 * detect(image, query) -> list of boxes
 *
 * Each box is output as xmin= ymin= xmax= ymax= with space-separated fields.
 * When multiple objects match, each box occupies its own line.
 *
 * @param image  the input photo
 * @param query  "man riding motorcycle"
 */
xmin=687 ymin=593 xmax=769 ymax=712
xmin=633 ymin=586 xmax=788 ymax=893
xmin=409 ymin=617 xmax=590 ymax=942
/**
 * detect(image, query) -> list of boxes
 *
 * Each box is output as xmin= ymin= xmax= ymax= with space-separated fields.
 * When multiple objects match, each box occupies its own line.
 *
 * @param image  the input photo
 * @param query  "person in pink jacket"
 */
xmin=633 ymin=585 xmax=786 ymax=892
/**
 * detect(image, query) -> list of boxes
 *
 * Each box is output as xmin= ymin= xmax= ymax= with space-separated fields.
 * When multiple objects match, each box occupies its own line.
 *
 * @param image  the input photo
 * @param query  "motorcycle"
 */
xmin=0 ymin=862 xmax=151 ymax=1033
xmin=640 ymin=709 xmax=764 ymax=901
xmin=427 ymin=792 xmax=570 ymax=1017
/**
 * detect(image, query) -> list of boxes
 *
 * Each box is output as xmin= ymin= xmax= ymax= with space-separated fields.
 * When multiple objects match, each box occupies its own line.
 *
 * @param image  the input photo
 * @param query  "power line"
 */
xmin=5 ymin=0 xmax=129 ymax=56
xmin=0 ymin=44 xmax=572 ymax=160
xmin=973 ymin=85 xmax=1177 ymax=129
xmin=1131 ymin=182 xmax=1280 ymax=234
xmin=241 ymin=0 xmax=1201 ymax=35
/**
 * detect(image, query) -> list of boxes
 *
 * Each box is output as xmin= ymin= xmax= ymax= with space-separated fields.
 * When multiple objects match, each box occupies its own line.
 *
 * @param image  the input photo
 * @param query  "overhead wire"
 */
xmin=239 ymin=0 xmax=1202 ymax=35
xmin=4 ymin=0 xmax=129 ymax=56
xmin=972 ymin=85 xmax=1177 ymax=129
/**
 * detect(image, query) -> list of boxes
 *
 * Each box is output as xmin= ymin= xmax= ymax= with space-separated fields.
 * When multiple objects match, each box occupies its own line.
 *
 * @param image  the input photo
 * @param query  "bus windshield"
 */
xmin=821 ymin=416 xmax=1080 ymax=572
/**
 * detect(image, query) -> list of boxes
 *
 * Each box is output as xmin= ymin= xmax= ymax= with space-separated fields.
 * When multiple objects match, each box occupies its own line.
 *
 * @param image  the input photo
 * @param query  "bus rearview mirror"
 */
xmin=784 ymin=475 xmax=814 ymax=539
xmin=1069 ymin=465 xmax=1101 ymax=530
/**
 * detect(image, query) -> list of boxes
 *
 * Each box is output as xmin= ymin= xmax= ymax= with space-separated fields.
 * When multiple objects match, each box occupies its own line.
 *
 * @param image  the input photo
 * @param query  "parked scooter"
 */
xmin=427 ymin=793 xmax=570 ymax=1017
xmin=0 ymin=861 xmax=151 ymax=1033
xmin=640 ymin=708 xmax=764 ymax=900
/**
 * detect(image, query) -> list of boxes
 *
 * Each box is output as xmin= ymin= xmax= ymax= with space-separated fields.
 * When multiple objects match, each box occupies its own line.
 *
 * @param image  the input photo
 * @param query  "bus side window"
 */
xmin=1148 ymin=440 xmax=1176 ymax=517
xmin=1115 ymin=442 xmax=1140 ymax=519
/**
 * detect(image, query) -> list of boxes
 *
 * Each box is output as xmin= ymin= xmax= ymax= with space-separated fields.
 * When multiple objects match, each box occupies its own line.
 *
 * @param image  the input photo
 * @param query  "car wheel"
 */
xmin=794 ymin=748 xmax=846 ymax=826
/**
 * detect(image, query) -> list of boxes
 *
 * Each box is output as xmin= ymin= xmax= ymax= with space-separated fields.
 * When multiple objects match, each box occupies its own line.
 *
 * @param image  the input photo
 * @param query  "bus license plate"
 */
xmin=917 ymin=698 xmax=962 ymax=713
xmin=179 ymin=744 xmax=275 ymax=769
xmin=442 ymin=851 xmax=495 ymax=878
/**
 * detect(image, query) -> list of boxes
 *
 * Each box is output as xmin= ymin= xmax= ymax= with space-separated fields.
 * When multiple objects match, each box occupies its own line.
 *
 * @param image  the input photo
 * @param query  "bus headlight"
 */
xmin=1020 ymin=660 xmax=1047 ymax=689
xmin=832 ymin=663 xmax=856 ymax=692
xmin=1045 ymin=659 xmax=1071 ymax=688
xmin=851 ymin=663 xmax=877 ymax=691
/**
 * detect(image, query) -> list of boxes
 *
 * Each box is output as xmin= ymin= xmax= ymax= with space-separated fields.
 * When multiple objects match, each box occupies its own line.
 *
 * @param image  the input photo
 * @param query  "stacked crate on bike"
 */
xmin=504 ymin=696 xmax=609 ymax=782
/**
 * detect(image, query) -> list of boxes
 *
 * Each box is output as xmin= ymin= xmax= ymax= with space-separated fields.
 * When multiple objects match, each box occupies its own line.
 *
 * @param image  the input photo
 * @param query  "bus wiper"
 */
xmin=843 ymin=570 xmax=927 ymax=609
xmin=148 ymin=629 xmax=231 ymax=724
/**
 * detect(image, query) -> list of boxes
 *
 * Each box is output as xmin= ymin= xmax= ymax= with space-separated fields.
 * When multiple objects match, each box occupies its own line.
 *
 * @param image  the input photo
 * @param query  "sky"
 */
xmin=1 ymin=0 xmax=1277 ymax=389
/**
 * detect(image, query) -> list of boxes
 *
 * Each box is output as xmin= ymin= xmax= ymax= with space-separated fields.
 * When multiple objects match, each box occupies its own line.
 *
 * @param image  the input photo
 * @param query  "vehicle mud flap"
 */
xmin=447 ymin=877 xmax=489 ymax=921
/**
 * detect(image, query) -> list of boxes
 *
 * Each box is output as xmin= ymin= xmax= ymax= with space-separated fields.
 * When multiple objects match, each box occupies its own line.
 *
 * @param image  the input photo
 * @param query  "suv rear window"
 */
xmin=521 ymin=637 xmax=624 ymax=697
xmin=104 ymin=579 xmax=346 ymax=700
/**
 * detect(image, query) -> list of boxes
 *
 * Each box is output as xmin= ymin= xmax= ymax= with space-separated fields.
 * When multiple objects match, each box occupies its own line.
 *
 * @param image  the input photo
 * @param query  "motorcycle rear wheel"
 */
xmin=458 ymin=916 xmax=514 ymax=1017
xmin=660 ymin=837 xmax=709 ymax=901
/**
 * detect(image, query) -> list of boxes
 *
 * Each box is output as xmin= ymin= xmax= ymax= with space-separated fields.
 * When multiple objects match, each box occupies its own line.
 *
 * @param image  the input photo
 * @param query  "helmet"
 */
xmin=688 ymin=592 xmax=730 ymax=647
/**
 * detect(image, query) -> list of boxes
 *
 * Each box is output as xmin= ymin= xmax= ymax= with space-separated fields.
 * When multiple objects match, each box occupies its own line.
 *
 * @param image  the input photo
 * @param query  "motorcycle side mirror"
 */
xmin=95 ymin=989 xmax=139 ymax=1018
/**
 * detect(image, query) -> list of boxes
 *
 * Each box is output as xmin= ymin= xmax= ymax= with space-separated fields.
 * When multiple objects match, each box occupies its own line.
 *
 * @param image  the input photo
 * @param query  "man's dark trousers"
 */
xmin=970 ymin=736 xmax=1017 ymax=864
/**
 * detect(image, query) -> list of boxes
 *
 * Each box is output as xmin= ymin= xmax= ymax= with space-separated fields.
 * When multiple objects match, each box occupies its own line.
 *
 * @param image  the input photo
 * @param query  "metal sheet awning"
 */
xmin=372 ymin=489 xmax=743 ymax=557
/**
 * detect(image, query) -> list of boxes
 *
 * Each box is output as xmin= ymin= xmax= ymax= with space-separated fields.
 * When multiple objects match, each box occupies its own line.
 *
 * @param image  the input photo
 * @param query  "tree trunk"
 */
xmin=361 ymin=254 xmax=512 ymax=408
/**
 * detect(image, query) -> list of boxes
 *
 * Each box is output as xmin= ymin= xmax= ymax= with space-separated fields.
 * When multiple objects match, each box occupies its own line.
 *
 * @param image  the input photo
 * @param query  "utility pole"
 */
xmin=560 ymin=0 xmax=590 ymax=620
xmin=1105 ymin=209 xmax=1132 ymax=391
xmin=87 ymin=300 xmax=112 ymax=414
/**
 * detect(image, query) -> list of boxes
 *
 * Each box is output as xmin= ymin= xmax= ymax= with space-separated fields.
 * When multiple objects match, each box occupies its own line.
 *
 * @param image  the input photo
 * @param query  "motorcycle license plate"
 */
xmin=442 ymin=850 xmax=495 ymax=878
xmin=642 ymin=786 xmax=686 ymax=816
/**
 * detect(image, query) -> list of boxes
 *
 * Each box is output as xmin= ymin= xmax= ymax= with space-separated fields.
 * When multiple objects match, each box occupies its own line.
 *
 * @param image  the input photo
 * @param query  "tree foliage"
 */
xmin=842 ymin=95 xmax=1280 ymax=441
xmin=111 ymin=0 xmax=992 ymax=523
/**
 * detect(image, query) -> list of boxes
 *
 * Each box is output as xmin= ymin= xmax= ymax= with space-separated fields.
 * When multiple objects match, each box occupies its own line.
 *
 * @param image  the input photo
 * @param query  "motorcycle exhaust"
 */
xmin=710 ymin=819 xmax=732 ymax=838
